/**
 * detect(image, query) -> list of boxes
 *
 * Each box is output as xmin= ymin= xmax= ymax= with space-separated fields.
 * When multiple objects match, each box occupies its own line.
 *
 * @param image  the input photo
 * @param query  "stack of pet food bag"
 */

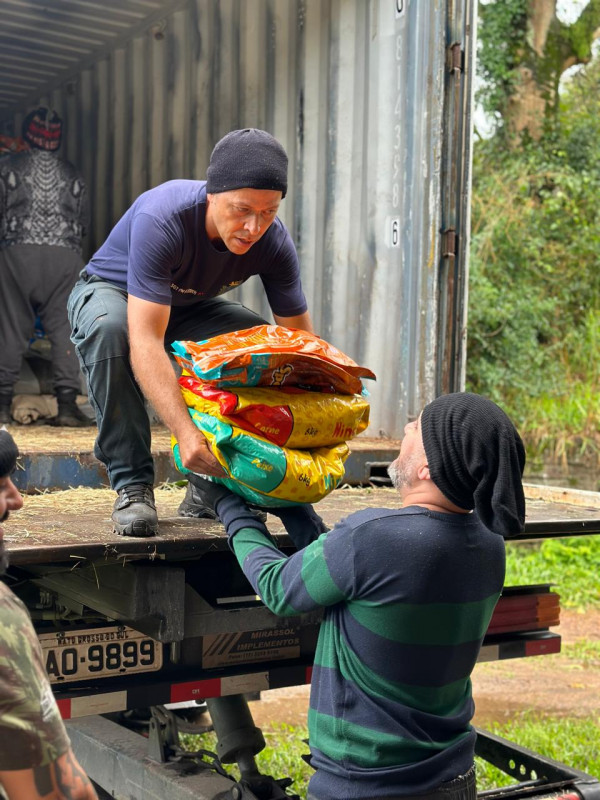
xmin=171 ymin=325 xmax=376 ymax=508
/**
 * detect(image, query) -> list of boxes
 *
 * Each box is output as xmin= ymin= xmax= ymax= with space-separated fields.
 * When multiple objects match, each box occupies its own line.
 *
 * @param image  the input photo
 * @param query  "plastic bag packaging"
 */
xmin=179 ymin=374 xmax=370 ymax=449
xmin=172 ymin=324 xmax=375 ymax=506
xmin=172 ymin=408 xmax=349 ymax=507
xmin=172 ymin=324 xmax=375 ymax=395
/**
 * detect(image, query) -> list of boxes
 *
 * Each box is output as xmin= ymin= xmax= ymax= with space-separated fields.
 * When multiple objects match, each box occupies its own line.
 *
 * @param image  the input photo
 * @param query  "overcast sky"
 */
xmin=557 ymin=1 xmax=586 ymax=23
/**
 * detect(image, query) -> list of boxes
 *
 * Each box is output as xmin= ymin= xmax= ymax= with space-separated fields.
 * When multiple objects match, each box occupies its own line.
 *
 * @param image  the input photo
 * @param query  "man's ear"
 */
xmin=416 ymin=463 xmax=431 ymax=481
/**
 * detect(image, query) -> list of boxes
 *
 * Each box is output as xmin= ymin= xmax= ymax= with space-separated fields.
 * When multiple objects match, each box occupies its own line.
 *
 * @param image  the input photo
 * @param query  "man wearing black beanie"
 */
xmin=0 ymin=429 xmax=98 ymax=798
xmin=198 ymin=391 xmax=525 ymax=800
xmin=419 ymin=392 xmax=526 ymax=537
xmin=68 ymin=128 xmax=315 ymax=536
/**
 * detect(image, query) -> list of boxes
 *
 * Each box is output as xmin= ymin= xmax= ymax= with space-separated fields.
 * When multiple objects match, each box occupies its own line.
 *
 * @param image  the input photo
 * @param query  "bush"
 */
xmin=467 ymin=124 xmax=600 ymax=464
xmin=505 ymin=536 xmax=600 ymax=609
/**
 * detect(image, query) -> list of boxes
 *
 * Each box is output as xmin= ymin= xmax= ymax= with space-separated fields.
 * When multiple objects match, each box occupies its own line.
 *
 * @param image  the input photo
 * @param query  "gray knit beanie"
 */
xmin=206 ymin=128 xmax=288 ymax=197
xmin=421 ymin=392 xmax=526 ymax=537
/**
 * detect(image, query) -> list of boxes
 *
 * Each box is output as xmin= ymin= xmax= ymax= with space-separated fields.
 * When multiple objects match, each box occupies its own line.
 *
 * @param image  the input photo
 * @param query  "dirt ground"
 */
xmin=248 ymin=609 xmax=600 ymax=730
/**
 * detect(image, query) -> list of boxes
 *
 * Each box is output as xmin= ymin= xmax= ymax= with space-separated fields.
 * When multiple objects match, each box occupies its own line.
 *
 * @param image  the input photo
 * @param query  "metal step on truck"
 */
xmin=4 ymin=428 xmax=600 ymax=800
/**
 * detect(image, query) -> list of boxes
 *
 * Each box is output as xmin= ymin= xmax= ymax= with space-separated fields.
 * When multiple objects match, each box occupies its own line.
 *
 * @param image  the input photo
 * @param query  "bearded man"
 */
xmin=194 ymin=391 xmax=526 ymax=800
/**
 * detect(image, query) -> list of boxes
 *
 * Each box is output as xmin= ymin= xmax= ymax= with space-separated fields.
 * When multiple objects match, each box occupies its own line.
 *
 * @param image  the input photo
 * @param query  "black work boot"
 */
xmin=49 ymin=388 xmax=94 ymax=427
xmin=112 ymin=484 xmax=158 ymax=537
xmin=177 ymin=478 xmax=267 ymax=523
xmin=0 ymin=390 xmax=13 ymax=425
xmin=177 ymin=480 xmax=218 ymax=519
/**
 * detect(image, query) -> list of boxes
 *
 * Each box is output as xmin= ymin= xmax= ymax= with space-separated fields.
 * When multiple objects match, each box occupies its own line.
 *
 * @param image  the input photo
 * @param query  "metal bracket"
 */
xmin=148 ymin=705 xmax=181 ymax=763
xmin=148 ymin=705 xmax=234 ymax=781
xmin=446 ymin=42 xmax=463 ymax=74
xmin=475 ymin=728 xmax=600 ymax=800
xmin=30 ymin=562 xmax=185 ymax=641
xmin=148 ymin=702 xmax=300 ymax=798
xmin=227 ymin=776 xmax=300 ymax=800
xmin=442 ymin=227 xmax=457 ymax=259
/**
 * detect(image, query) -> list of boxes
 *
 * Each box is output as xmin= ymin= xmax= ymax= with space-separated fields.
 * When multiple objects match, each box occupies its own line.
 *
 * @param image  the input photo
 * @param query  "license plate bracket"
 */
xmin=39 ymin=625 xmax=163 ymax=684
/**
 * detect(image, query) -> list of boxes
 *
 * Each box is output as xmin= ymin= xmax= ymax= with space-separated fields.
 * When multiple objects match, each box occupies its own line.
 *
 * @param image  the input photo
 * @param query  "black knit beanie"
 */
xmin=0 ymin=429 xmax=18 ymax=478
xmin=206 ymin=128 xmax=288 ymax=198
xmin=421 ymin=392 xmax=526 ymax=537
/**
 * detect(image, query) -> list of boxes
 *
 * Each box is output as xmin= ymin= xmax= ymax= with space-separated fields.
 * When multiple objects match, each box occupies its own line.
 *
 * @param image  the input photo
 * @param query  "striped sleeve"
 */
xmin=230 ymin=526 xmax=349 ymax=616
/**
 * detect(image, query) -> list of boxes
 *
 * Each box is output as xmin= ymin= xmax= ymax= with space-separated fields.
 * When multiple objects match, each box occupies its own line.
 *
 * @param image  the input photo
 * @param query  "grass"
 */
xmin=518 ymin=378 xmax=600 ymax=474
xmin=564 ymin=638 xmax=600 ymax=667
xmin=180 ymin=723 xmax=313 ymax=795
xmin=182 ymin=715 xmax=600 ymax=798
xmin=504 ymin=535 xmax=600 ymax=610
xmin=475 ymin=714 xmax=600 ymax=789
xmin=516 ymin=349 xmax=600 ymax=469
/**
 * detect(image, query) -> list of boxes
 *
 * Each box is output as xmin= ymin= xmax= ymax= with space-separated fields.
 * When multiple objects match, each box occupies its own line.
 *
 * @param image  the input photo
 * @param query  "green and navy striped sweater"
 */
xmin=231 ymin=505 xmax=506 ymax=800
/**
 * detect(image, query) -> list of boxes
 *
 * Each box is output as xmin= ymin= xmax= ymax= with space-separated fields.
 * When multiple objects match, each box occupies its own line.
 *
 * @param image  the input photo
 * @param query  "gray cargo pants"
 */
xmin=67 ymin=271 xmax=267 ymax=491
xmin=0 ymin=244 xmax=84 ymax=393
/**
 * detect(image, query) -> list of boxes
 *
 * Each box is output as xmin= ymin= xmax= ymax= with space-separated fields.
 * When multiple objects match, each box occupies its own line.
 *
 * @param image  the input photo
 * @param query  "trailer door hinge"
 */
xmin=442 ymin=228 xmax=457 ymax=259
xmin=447 ymin=42 xmax=463 ymax=74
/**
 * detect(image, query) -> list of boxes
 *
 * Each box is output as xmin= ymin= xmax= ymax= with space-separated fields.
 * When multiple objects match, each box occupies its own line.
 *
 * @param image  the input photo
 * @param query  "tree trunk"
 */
xmin=504 ymin=0 xmax=600 ymax=139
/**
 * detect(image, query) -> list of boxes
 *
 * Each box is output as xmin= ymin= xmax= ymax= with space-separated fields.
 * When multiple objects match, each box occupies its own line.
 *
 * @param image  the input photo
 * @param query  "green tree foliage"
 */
xmin=476 ymin=0 xmax=529 ymax=122
xmin=477 ymin=0 xmax=600 ymax=139
xmin=467 ymin=62 xmax=600 ymax=464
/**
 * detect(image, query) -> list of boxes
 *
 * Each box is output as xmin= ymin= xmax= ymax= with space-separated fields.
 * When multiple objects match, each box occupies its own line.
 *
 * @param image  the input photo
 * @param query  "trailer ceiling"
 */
xmin=0 ymin=0 xmax=182 ymax=118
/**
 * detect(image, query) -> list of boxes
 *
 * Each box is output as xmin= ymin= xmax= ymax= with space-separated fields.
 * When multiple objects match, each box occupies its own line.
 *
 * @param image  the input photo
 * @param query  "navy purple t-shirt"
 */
xmin=86 ymin=180 xmax=308 ymax=316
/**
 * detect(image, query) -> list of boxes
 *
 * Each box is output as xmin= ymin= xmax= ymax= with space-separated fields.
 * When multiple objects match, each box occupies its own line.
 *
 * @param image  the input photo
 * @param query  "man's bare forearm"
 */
xmin=274 ymin=310 xmax=314 ymax=333
xmin=129 ymin=340 xmax=224 ymax=475
xmin=130 ymin=341 xmax=194 ymax=439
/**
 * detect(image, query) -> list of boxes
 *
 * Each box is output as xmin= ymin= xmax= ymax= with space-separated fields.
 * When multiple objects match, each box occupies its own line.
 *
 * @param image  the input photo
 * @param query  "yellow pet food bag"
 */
xmin=179 ymin=374 xmax=370 ymax=449
xmin=172 ymin=408 xmax=349 ymax=507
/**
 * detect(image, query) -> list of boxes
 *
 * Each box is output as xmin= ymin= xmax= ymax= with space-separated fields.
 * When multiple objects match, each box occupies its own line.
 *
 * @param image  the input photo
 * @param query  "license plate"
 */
xmin=38 ymin=625 xmax=162 ymax=684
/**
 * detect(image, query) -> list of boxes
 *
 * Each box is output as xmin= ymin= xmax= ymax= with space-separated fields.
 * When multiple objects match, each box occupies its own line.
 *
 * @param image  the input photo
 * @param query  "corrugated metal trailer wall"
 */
xmin=1 ymin=0 xmax=474 ymax=439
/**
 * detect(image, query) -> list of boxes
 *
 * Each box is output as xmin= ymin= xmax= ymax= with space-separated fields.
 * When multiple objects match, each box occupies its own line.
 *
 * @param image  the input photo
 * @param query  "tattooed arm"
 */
xmin=0 ymin=748 xmax=98 ymax=800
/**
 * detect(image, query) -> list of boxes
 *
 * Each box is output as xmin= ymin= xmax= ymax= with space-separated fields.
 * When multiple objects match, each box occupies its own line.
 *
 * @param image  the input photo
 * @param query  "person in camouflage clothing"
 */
xmin=0 ymin=428 xmax=97 ymax=799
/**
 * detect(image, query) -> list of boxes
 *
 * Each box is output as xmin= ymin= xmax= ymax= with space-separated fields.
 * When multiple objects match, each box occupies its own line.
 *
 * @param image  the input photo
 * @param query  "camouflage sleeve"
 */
xmin=0 ymin=583 xmax=71 ymax=771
